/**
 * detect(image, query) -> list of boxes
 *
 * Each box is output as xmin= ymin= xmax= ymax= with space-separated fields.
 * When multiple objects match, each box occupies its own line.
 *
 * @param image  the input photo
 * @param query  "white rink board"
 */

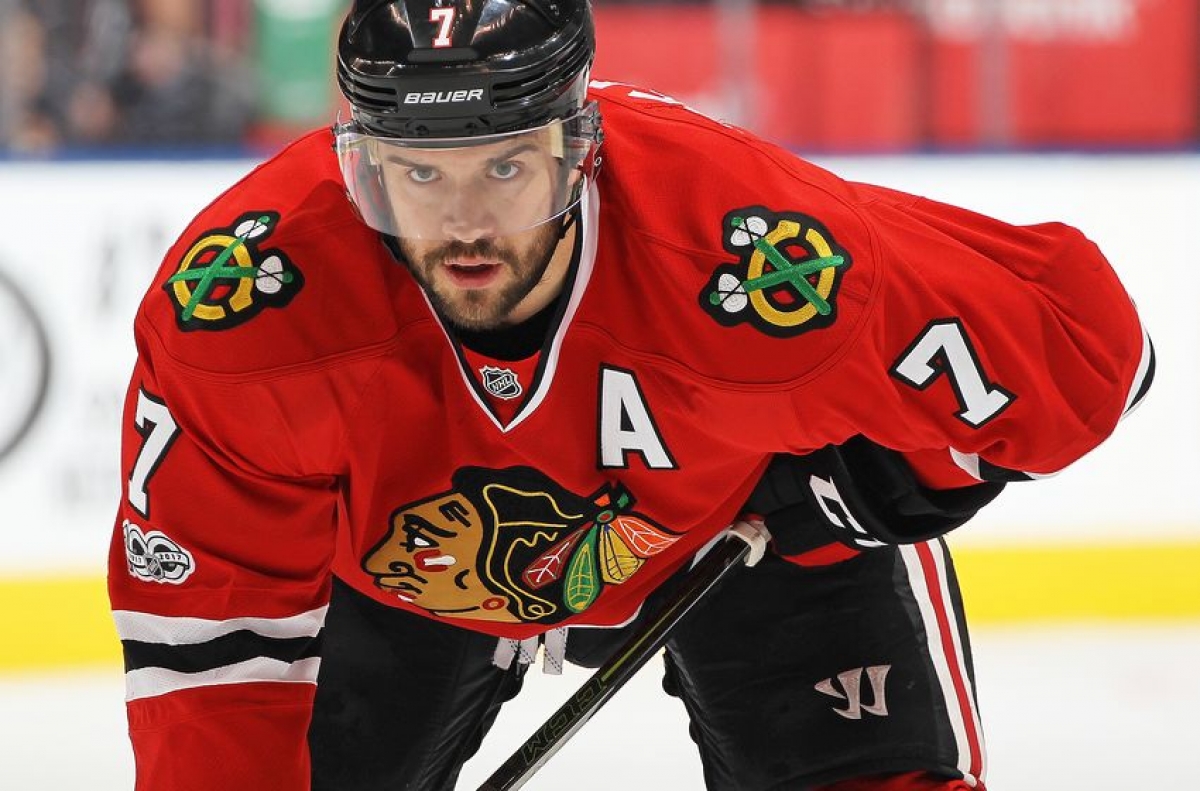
xmin=0 ymin=160 xmax=259 ymax=573
xmin=0 ymin=154 xmax=1194 ymax=573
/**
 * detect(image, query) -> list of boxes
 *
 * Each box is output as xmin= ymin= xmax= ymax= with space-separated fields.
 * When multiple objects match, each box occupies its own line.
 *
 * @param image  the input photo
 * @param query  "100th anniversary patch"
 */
xmin=123 ymin=520 xmax=195 ymax=585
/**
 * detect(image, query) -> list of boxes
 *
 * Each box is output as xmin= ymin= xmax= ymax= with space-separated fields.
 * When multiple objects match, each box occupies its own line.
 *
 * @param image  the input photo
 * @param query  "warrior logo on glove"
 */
xmin=701 ymin=206 xmax=852 ymax=337
xmin=163 ymin=211 xmax=304 ymax=331
xmin=362 ymin=467 xmax=681 ymax=625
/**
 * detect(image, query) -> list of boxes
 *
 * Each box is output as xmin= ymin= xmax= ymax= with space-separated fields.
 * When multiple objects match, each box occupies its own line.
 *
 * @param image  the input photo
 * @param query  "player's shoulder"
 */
xmin=136 ymin=128 xmax=405 ymax=378
xmin=590 ymin=81 xmax=846 ymax=187
xmin=588 ymin=80 xmax=877 ymax=254
xmin=586 ymin=82 xmax=882 ymax=385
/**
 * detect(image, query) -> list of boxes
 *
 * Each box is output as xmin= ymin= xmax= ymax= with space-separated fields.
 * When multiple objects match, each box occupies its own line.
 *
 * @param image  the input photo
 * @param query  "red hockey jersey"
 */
xmin=109 ymin=83 xmax=1152 ymax=788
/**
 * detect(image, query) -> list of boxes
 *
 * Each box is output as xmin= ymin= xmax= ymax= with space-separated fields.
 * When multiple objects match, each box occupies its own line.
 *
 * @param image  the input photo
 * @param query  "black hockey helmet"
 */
xmin=333 ymin=0 xmax=602 ymax=241
xmin=336 ymin=0 xmax=595 ymax=138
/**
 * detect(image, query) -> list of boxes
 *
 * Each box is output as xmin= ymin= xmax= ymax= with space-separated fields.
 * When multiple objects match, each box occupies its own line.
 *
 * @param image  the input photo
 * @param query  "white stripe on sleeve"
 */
xmin=113 ymin=606 xmax=328 ymax=645
xmin=125 ymin=656 xmax=322 ymax=702
xmin=1122 ymin=322 xmax=1153 ymax=416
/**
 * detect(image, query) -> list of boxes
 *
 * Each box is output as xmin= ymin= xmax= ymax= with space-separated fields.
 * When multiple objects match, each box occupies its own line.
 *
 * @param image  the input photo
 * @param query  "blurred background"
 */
xmin=1 ymin=0 xmax=1198 ymax=788
xmin=3 ymin=0 xmax=1200 ymax=154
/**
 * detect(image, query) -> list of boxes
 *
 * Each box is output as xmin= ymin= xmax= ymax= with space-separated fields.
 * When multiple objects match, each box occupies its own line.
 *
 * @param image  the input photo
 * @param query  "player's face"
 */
xmin=393 ymin=215 xmax=567 ymax=331
xmin=336 ymin=109 xmax=600 ymax=330
xmin=382 ymin=134 xmax=574 ymax=330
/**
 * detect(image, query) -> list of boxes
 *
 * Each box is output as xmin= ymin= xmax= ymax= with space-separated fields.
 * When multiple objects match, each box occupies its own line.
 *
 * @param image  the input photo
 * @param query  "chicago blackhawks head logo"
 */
xmin=164 ymin=211 xmax=303 ymax=331
xmin=701 ymin=207 xmax=851 ymax=337
xmin=362 ymin=467 xmax=681 ymax=625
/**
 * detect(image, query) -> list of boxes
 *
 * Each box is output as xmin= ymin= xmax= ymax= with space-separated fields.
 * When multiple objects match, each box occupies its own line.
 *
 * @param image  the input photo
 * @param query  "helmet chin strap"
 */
xmin=556 ymin=205 xmax=580 ymax=241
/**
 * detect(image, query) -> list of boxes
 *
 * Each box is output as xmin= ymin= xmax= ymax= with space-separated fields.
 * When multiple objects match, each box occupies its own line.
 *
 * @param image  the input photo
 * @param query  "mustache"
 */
xmin=425 ymin=239 xmax=514 ymax=268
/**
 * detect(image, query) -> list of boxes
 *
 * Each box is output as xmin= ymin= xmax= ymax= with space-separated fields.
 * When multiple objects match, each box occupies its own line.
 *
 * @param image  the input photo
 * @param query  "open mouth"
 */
xmin=443 ymin=258 xmax=503 ymax=288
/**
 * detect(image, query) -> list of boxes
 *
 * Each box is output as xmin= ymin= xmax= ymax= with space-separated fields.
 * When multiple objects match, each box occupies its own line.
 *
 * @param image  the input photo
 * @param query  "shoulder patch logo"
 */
xmin=701 ymin=207 xmax=851 ymax=337
xmin=123 ymin=520 xmax=195 ymax=584
xmin=164 ymin=211 xmax=303 ymax=331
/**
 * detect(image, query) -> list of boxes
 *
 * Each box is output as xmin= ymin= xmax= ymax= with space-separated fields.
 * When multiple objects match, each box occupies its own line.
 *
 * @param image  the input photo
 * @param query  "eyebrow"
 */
xmin=383 ymin=142 xmax=540 ymax=169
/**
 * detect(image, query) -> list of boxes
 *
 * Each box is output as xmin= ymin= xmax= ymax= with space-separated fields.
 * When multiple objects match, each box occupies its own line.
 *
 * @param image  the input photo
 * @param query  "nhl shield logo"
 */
xmin=480 ymin=366 xmax=523 ymax=400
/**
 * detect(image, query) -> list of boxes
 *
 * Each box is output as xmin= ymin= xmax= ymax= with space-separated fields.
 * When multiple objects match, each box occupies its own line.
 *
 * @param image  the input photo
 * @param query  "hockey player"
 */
xmin=108 ymin=0 xmax=1154 ymax=788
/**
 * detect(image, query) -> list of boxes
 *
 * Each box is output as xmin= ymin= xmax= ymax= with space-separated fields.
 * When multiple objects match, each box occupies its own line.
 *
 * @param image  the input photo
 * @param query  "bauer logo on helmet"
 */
xmin=403 ymin=89 xmax=485 ymax=105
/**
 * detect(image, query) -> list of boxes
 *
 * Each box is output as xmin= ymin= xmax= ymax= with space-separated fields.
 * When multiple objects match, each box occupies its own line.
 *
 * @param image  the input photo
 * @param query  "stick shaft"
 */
xmin=477 ymin=533 xmax=753 ymax=791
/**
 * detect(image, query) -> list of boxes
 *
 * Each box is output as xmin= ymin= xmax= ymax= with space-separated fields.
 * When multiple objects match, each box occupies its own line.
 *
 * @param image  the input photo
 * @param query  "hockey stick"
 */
xmin=477 ymin=520 xmax=770 ymax=791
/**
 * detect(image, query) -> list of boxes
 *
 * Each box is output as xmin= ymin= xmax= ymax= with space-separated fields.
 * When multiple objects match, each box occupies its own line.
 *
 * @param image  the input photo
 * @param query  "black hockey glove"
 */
xmin=744 ymin=436 xmax=1007 ymax=567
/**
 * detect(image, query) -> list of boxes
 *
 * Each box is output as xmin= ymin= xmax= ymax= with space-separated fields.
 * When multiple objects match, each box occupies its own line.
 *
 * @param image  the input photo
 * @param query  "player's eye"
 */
xmin=407 ymin=166 xmax=439 ymax=184
xmin=489 ymin=161 xmax=521 ymax=180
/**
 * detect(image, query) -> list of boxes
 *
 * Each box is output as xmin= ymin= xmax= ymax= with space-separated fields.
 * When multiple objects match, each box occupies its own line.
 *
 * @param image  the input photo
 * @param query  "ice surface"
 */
xmin=3 ymin=624 xmax=1198 ymax=789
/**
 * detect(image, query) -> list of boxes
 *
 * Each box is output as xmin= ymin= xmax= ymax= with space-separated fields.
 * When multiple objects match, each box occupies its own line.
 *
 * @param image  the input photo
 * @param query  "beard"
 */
xmin=395 ymin=221 xmax=563 ymax=332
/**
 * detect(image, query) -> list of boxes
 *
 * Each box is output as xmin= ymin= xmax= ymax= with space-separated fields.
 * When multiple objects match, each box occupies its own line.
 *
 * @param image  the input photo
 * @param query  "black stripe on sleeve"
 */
xmin=1126 ymin=336 xmax=1155 ymax=414
xmin=975 ymin=457 xmax=1036 ymax=483
xmin=122 ymin=629 xmax=323 ymax=674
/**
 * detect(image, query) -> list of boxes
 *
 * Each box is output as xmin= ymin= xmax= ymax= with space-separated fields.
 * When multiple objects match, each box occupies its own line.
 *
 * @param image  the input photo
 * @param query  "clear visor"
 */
xmin=334 ymin=103 xmax=602 ymax=242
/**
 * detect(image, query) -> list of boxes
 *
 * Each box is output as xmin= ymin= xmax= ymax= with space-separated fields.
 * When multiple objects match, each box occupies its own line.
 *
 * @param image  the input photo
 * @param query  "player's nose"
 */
xmin=441 ymin=187 xmax=498 ymax=243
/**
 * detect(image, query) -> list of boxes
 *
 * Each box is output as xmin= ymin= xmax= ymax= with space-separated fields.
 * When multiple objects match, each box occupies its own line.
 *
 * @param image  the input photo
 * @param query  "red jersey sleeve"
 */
xmin=107 ymin=131 xmax=402 ymax=789
xmin=802 ymin=183 xmax=1153 ymax=486
xmin=587 ymin=85 xmax=1151 ymax=489
xmin=110 ymin=324 xmax=347 ymax=790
